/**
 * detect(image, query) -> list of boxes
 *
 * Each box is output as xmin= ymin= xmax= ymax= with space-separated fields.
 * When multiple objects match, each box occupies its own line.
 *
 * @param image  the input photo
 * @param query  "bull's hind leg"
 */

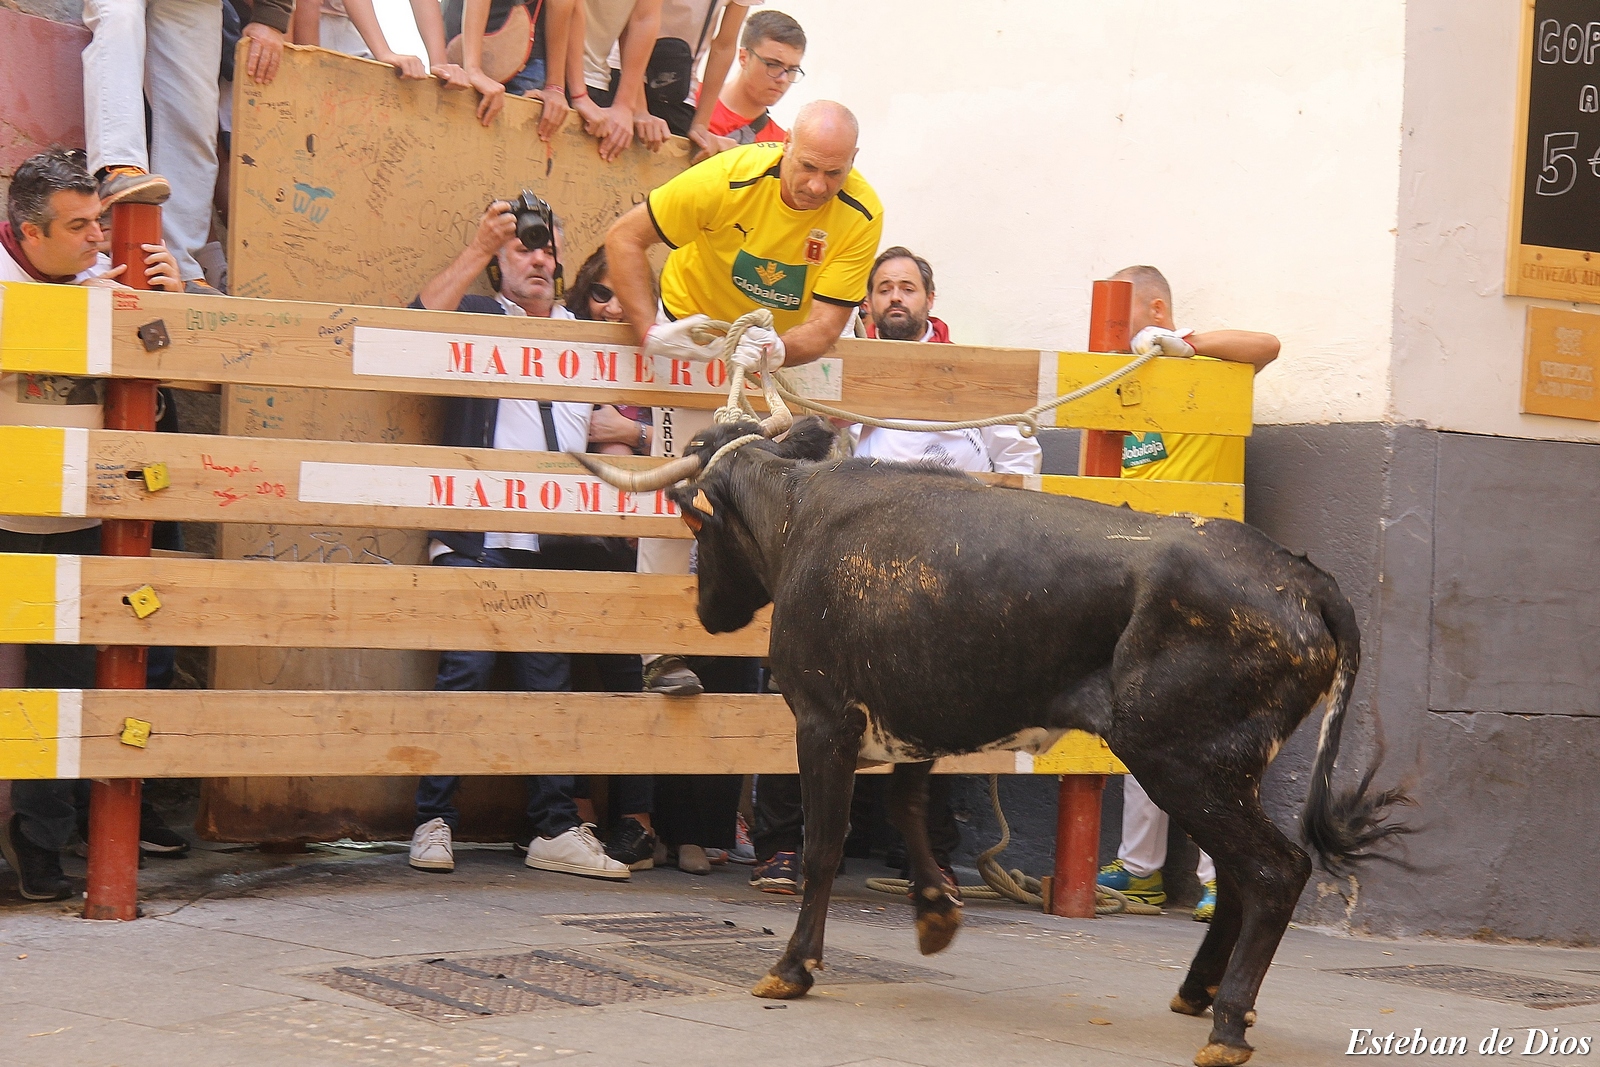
xmin=753 ymin=703 xmax=863 ymax=1001
xmin=887 ymin=761 xmax=961 ymax=955
xmin=1171 ymin=870 xmax=1243 ymax=1017
xmin=1139 ymin=765 xmax=1310 ymax=1067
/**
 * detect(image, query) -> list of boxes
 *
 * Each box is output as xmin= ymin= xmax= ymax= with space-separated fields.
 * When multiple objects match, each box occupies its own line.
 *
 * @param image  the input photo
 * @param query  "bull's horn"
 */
xmin=572 ymin=451 xmax=703 ymax=492
xmin=758 ymin=389 xmax=793 ymax=437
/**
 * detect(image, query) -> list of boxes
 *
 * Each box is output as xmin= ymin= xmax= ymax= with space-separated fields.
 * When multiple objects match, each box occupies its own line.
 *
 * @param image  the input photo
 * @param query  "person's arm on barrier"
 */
xmin=1188 ymin=329 xmax=1280 ymax=372
xmin=620 ymin=0 xmax=668 ymax=152
xmin=765 ymin=300 xmax=855 ymax=368
xmin=460 ymin=0 xmax=507 ymax=125
xmin=290 ymin=1 xmax=319 ymax=44
xmin=242 ymin=0 xmax=291 ymax=84
xmin=687 ymin=3 xmax=748 ymax=162
xmin=532 ymin=0 xmax=575 ymax=140
xmin=406 ymin=0 xmax=470 ymax=86
xmin=604 ymin=203 xmax=666 ymax=344
xmin=417 ymin=202 xmax=515 ymax=311
xmin=341 ymin=0 xmax=428 ymax=78
xmin=590 ymin=405 xmax=650 ymax=451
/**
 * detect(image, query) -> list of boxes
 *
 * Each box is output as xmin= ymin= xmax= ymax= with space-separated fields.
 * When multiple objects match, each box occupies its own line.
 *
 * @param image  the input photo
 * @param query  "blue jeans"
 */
xmin=414 ymin=548 xmax=580 ymax=838
xmin=505 ymin=55 xmax=546 ymax=98
xmin=1 ymin=526 xmax=100 ymax=851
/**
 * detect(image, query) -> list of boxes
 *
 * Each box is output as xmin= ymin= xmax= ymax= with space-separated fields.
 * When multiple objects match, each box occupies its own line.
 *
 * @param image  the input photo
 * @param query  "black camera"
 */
xmin=506 ymin=190 xmax=555 ymax=252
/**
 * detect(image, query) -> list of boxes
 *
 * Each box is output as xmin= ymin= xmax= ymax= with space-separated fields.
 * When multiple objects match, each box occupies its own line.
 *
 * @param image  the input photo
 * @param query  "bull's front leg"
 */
xmin=752 ymin=701 xmax=865 ymax=1000
xmin=887 ymin=760 xmax=962 ymax=955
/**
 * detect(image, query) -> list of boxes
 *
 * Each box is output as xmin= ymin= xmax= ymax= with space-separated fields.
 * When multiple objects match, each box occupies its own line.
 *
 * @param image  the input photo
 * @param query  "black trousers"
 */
xmin=753 ymin=772 xmax=962 ymax=866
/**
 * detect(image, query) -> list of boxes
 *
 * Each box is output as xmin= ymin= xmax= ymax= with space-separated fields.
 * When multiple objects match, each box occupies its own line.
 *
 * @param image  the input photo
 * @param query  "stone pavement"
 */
xmin=2 ymin=840 xmax=1598 ymax=1067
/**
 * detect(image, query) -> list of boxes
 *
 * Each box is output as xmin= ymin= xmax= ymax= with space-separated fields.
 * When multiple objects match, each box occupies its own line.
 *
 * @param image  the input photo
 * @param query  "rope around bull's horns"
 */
xmin=692 ymin=311 xmax=1160 ymax=439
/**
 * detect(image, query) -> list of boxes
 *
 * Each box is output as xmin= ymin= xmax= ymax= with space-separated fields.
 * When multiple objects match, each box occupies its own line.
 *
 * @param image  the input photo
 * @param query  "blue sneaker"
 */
xmin=1193 ymin=879 xmax=1217 ymax=923
xmin=1096 ymin=858 xmax=1166 ymax=907
xmin=751 ymin=850 xmax=800 ymax=895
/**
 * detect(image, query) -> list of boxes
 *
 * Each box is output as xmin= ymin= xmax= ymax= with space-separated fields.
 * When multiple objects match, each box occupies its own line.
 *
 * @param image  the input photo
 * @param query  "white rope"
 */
xmin=693 ymin=311 xmax=1157 ymax=439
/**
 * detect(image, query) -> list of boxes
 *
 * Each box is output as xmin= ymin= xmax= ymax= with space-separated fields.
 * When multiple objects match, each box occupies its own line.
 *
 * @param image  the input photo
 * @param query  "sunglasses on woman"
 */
xmin=589 ymin=282 xmax=615 ymax=303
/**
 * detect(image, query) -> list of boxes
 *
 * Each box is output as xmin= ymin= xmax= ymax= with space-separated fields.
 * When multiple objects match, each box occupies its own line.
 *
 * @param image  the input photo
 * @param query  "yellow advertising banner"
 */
xmin=1523 ymin=306 xmax=1600 ymax=421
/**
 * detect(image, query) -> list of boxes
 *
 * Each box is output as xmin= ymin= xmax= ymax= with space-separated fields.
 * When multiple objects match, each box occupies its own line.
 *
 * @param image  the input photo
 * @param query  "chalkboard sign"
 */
xmin=1508 ymin=0 xmax=1600 ymax=302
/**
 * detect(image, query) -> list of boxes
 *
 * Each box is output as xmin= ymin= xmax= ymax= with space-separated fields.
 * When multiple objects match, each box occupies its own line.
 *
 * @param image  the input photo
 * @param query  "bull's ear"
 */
xmin=667 ymin=484 xmax=720 ymax=533
xmin=774 ymin=416 xmax=838 ymax=462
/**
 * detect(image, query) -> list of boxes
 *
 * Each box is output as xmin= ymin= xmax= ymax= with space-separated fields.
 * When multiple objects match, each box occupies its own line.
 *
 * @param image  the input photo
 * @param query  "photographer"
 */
xmin=405 ymin=194 xmax=653 ymax=878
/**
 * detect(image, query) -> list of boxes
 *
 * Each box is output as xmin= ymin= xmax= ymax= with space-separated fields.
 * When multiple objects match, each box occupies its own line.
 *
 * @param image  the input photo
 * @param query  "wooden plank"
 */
xmin=1 ymin=425 xmax=694 ymax=538
xmin=0 ymin=689 xmax=1123 ymax=778
xmin=0 ymin=553 xmax=768 ymax=655
xmin=0 ymin=284 xmax=1254 ymax=433
xmin=3 ymin=426 xmax=1241 ymax=531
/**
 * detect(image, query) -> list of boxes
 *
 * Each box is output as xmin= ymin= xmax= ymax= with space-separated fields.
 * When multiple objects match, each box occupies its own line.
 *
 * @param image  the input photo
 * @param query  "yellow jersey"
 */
xmin=648 ymin=144 xmax=884 ymax=332
xmin=1119 ymin=355 xmax=1244 ymax=483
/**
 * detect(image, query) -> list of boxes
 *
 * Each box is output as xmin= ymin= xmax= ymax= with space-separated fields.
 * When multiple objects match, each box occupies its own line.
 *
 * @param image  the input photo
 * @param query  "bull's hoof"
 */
xmin=1171 ymin=993 xmax=1210 ymax=1017
xmin=915 ymin=906 xmax=962 ymax=956
xmin=752 ymin=972 xmax=811 ymax=1000
xmin=1194 ymin=1042 xmax=1253 ymax=1067
xmin=1245 ymin=1010 xmax=1257 ymax=1028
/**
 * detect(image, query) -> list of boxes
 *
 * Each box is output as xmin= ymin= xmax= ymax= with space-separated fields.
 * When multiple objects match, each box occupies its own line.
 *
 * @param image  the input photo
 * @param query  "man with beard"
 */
xmin=404 ymin=199 xmax=645 ymax=879
xmin=851 ymin=247 xmax=1040 ymax=473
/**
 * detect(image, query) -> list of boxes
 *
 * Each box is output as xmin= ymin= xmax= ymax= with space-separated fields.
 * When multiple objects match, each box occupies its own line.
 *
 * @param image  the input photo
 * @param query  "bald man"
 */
xmin=606 ymin=100 xmax=884 ymax=696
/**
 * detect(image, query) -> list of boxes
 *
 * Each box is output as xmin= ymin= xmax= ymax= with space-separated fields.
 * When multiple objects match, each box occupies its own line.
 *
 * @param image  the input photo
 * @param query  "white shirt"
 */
xmin=431 ymin=301 xmax=592 ymax=557
xmin=850 ymin=323 xmax=1042 ymax=476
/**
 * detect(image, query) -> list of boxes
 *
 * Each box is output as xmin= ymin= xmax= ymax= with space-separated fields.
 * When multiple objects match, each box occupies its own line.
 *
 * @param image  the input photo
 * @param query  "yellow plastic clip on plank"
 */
xmin=141 ymin=463 xmax=170 ymax=492
xmin=125 ymin=585 xmax=161 ymax=619
xmin=120 ymin=717 xmax=152 ymax=748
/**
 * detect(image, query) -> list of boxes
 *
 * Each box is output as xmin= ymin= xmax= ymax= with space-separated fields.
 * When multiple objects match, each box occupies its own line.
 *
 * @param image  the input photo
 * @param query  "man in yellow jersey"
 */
xmin=1099 ymin=263 xmax=1278 ymax=921
xmin=605 ymin=99 xmax=883 ymax=694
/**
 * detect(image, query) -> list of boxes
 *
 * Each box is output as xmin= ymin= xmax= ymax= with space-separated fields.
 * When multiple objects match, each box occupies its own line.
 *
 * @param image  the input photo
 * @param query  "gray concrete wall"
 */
xmin=1247 ymin=423 xmax=1600 ymax=943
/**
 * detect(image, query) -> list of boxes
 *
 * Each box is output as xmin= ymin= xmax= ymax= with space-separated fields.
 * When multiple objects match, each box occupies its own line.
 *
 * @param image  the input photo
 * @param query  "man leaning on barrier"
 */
xmin=0 ymin=149 xmax=187 ymax=902
xmin=403 ymin=195 xmax=654 ymax=878
xmin=1096 ymin=263 xmax=1279 ymax=922
xmin=603 ymin=99 xmax=885 ymax=697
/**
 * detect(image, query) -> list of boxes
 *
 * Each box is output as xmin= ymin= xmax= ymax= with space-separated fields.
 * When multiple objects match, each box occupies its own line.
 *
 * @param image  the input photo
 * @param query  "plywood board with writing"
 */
xmin=228 ymin=45 xmax=689 ymax=305
xmin=214 ymin=46 xmax=689 ymax=840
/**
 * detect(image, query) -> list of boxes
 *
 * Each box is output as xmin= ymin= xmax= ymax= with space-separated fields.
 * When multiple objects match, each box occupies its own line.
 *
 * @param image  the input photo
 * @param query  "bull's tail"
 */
xmin=1300 ymin=578 xmax=1410 ymax=872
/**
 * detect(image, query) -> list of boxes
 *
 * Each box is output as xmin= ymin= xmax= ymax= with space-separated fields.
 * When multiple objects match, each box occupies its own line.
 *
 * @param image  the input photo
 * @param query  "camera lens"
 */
xmin=516 ymin=214 xmax=551 ymax=251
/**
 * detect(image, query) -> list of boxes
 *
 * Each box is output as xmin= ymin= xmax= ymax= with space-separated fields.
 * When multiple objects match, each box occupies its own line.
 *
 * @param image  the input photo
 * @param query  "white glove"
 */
xmin=728 ymin=324 xmax=786 ymax=373
xmin=644 ymin=314 xmax=722 ymax=362
xmin=1131 ymin=326 xmax=1196 ymax=358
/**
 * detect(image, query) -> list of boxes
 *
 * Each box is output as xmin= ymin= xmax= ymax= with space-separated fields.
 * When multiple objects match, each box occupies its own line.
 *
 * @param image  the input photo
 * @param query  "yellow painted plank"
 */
xmin=1038 ymin=474 xmax=1243 ymax=520
xmin=0 ymin=282 xmax=92 ymax=374
xmin=0 ymin=554 xmax=59 ymax=642
xmin=0 ymin=689 xmax=1045 ymax=779
xmin=1032 ymin=730 xmax=1128 ymax=775
xmin=1050 ymin=352 xmax=1254 ymax=435
xmin=0 ymin=689 xmax=70 ymax=779
xmin=0 ymin=287 xmax=1252 ymax=432
xmin=0 ymin=426 xmax=72 ymax=518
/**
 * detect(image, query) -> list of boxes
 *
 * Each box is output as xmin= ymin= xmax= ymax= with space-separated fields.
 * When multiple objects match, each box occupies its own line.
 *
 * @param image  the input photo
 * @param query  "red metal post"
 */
xmin=1049 ymin=278 xmax=1134 ymax=917
xmin=1050 ymin=774 xmax=1106 ymax=917
xmin=84 ymin=201 xmax=162 ymax=921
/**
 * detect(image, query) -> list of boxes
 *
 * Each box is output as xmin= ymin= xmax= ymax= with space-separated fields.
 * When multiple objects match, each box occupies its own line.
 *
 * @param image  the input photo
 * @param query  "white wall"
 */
xmin=1391 ymin=0 xmax=1600 ymax=443
xmin=760 ymin=1 xmax=1406 ymax=424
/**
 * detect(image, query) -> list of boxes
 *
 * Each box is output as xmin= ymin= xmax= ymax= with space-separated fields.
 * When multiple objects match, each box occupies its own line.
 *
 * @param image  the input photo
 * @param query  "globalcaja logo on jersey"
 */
xmin=732 ymin=249 xmax=806 ymax=310
xmin=1122 ymin=432 xmax=1169 ymax=468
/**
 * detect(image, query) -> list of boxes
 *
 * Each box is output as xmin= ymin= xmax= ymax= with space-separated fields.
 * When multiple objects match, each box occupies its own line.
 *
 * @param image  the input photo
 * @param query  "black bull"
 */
xmin=578 ymin=417 xmax=1405 ymax=1067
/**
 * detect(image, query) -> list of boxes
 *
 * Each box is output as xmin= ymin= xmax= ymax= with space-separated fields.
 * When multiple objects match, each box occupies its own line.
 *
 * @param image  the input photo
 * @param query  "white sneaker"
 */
xmin=409 ymin=818 xmax=455 ymax=871
xmin=525 ymin=823 xmax=630 ymax=880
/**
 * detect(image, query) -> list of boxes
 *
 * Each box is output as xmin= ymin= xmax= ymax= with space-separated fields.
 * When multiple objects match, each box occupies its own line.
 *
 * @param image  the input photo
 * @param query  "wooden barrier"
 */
xmin=0 ymin=689 xmax=1127 ymax=779
xmin=1 ymin=283 xmax=1258 ymax=914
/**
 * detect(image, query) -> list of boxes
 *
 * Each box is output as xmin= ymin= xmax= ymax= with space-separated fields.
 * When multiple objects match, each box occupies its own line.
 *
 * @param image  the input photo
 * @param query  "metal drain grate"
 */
xmin=1340 ymin=965 xmax=1600 ymax=1009
xmin=550 ymin=911 xmax=762 ymax=941
xmin=610 ymin=939 xmax=952 ymax=987
xmin=314 ymin=948 xmax=702 ymax=1021
xmin=720 ymin=896 xmax=1029 ymax=930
